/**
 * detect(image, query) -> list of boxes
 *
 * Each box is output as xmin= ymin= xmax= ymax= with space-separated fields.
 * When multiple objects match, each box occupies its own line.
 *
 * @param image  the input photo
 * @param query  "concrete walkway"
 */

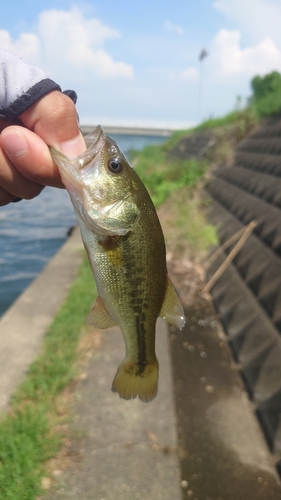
xmin=45 ymin=320 xmax=182 ymax=500
xmin=0 ymin=227 xmax=83 ymax=414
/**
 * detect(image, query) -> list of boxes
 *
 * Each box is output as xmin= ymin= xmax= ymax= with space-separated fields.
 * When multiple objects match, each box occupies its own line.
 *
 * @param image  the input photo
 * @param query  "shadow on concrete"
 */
xmin=170 ymin=298 xmax=281 ymax=500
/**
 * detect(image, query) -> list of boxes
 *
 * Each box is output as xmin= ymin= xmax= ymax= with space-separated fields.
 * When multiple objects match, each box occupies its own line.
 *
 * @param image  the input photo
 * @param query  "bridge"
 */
xmin=80 ymin=124 xmax=174 ymax=137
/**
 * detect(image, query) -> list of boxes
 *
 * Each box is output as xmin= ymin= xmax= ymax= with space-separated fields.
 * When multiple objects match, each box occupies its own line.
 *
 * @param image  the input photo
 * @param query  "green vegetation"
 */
xmin=0 ymin=257 xmax=96 ymax=500
xmin=134 ymin=145 xmax=209 ymax=207
xmin=175 ymin=197 xmax=218 ymax=255
xmin=131 ymin=136 xmax=218 ymax=254
xmin=250 ymin=71 xmax=281 ymax=118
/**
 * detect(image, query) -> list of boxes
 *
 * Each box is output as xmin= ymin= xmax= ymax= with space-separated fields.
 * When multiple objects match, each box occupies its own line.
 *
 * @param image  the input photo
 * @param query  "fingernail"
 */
xmin=1 ymin=129 xmax=28 ymax=157
xmin=58 ymin=134 xmax=86 ymax=157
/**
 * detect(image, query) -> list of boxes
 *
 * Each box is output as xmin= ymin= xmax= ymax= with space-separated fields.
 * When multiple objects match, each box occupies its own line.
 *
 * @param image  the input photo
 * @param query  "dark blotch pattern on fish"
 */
xmin=124 ymin=245 xmax=148 ymax=375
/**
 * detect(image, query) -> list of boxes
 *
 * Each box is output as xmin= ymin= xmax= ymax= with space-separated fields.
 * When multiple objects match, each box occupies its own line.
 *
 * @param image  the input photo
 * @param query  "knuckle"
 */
xmin=50 ymin=91 xmax=77 ymax=119
xmin=22 ymin=90 xmax=78 ymax=135
xmin=49 ymin=94 xmax=76 ymax=122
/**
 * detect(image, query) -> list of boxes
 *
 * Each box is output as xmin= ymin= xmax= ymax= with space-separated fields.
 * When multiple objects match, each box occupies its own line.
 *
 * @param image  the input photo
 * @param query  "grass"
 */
xmin=133 ymin=145 xmax=209 ymax=208
xmin=131 ymin=137 xmax=217 ymax=255
xmin=175 ymin=195 xmax=218 ymax=255
xmin=0 ymin=256 xmax=97 ymax=500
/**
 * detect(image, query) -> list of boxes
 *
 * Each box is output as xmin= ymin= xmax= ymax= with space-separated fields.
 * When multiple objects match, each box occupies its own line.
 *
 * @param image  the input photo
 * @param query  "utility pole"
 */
xmin=198 ymin=48 xmax=208 ymax=124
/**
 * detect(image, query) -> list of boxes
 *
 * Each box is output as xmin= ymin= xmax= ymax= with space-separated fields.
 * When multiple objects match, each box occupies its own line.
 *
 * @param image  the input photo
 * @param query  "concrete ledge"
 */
xmin=0 ymin=227 xmax=84 ymax=413
xmin=80 ymin=125 xmax=173 ymax=137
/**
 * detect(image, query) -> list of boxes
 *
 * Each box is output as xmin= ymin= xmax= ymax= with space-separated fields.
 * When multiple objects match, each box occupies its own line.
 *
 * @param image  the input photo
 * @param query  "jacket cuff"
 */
xmin=0 ymin=78 xmax=61 ymax=121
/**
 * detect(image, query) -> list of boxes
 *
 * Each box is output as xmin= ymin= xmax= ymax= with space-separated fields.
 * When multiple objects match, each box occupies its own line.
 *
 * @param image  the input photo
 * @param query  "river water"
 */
xmin=0 ymin=133 xmax=167 ymax=317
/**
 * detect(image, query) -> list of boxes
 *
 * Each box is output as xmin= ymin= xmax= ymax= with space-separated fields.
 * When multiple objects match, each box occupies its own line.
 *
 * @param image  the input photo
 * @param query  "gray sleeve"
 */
xmin=0 ymin=49 xmax=62 ymax=120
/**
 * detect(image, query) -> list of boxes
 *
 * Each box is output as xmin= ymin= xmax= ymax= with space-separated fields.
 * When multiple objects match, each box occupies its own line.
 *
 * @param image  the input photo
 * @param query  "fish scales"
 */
xmin=50 ymin=126 xmax=185 ymax=402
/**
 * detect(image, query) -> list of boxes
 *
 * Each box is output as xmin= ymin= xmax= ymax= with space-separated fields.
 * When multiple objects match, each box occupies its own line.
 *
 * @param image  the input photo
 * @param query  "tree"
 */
xmin=250 ymin=71 xmax=281 ymax=118
xmin=251 ymin=71 xmax=281 ymax=100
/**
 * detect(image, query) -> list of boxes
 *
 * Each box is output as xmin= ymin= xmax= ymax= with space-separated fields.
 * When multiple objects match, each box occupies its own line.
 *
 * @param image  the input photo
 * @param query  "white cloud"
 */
xmin=176 ymin=66 xmax=199 ymax=81
xmin=0 ymin=7 xmax=134 ymax=81
xmin=164 ymin=21 xmax=184 ymax=36
xmin=210 ymin=29 xmax=281 ymax=80
xmin=214 ymin=0 xmax=281 ymax=44
xmin=0 ymin=30 xmax=41 ymax=66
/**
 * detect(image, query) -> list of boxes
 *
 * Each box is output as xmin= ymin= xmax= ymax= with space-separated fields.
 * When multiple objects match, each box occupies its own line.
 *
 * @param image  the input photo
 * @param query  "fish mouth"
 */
xmin=84 ymin=125 xmax=104 ymax=150
xmin=50 ymin=125 xmax=106 ymax=169
xmin=49 ymin=125 xmax=107 ymax=189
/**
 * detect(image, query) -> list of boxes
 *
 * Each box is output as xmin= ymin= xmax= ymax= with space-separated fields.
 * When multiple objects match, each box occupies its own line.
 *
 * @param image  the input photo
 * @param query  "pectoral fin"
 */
xmin=159 ymin=276 xmax=186 ymax=330
xmin=87 ymin=296 xmax=116 ymax=329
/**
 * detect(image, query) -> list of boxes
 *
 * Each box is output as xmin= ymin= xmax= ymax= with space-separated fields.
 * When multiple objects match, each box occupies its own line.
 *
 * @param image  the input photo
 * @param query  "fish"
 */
xmin=50 ymin=125 xmax=185 ymax=402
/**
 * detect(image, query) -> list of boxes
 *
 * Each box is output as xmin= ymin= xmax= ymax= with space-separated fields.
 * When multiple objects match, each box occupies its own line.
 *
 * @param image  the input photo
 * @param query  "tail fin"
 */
xmin=112 ymin=359 xmax=159 ymax=402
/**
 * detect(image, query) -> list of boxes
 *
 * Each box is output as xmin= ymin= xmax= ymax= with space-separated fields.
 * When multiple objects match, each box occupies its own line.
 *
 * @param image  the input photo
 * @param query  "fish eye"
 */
xmin=108 ymin=157 xmax=123 ymax=174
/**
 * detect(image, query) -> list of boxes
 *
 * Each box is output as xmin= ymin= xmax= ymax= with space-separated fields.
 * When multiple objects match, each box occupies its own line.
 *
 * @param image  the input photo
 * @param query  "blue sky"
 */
xmin=1 ymin=0 xmax=281 ymax=128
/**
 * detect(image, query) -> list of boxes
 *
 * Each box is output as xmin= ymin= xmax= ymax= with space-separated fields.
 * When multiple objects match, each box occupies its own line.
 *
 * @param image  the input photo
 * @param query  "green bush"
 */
xmin=250 ymin=71 xmax=281 ymax=118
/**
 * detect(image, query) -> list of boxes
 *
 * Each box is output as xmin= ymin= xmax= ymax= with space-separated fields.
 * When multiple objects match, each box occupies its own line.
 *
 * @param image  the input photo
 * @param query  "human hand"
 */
xmin=0 ymin=90 xmax=86 ymax=206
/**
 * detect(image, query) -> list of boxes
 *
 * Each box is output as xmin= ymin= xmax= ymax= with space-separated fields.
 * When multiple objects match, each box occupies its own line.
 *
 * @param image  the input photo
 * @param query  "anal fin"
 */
xmin=159 ymin=276 xmax=186 ymax=329
xmin=87 ymin=296 xmax=116 ymax=329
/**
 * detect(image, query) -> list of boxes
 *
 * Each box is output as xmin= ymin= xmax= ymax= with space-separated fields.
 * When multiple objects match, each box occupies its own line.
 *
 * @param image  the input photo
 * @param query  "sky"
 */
xmin=1 ymin=0 xmax=281 ymax=128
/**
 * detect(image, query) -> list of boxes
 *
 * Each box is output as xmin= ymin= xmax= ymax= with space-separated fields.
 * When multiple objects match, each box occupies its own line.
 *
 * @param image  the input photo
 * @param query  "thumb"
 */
xmin=19 ymin=90 xmax=86 ymax=156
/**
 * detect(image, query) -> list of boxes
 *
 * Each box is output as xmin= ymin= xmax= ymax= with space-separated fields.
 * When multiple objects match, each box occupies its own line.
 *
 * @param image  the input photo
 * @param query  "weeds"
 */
xmin=132 ymin=136 xmax=217 ymax=254
xmin=134 ymin=146 xmax=209 ymax=207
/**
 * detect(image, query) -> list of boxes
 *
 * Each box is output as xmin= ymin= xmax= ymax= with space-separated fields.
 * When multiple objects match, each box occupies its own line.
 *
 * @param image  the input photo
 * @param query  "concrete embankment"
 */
xmin=206 ymin=115 xmax=281 ymax=463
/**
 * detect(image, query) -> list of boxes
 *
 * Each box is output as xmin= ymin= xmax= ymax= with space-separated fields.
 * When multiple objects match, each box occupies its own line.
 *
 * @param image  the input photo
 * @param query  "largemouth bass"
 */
xmin=50 ymin=126 xmax=185 ymax=402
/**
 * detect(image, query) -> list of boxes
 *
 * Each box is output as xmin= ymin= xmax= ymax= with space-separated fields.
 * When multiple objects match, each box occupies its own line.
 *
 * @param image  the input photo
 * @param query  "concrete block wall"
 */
xmin=206 ymin=116 xmax=281 ymax=465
